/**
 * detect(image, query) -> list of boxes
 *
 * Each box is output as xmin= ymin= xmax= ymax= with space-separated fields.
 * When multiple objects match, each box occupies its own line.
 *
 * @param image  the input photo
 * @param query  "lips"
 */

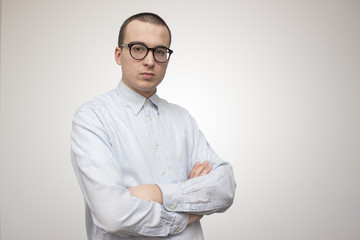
xmin=140 ymin=72 xmax=155 ymax=79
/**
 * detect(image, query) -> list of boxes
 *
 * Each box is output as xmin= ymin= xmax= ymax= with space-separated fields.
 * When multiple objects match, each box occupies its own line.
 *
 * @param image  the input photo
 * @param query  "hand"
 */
xmin=189 ymin=161 xmax=212 ymax=179
xmin=128 ymin=184 xmax=163 ymax=204
xmin=188 ymin=214 xmax=203 ymax=225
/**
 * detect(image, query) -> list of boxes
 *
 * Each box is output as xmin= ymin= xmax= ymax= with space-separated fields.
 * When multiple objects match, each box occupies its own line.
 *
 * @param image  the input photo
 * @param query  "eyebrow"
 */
xmin=129 ymin=41 xmax=169 ymax=49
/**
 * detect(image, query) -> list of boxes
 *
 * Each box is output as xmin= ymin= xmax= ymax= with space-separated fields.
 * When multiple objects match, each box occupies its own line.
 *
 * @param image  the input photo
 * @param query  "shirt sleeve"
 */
xmin=71 ymin=107 xmax=189 ymax=237
xmin=158 ymin=114 xmax=236 ymax=215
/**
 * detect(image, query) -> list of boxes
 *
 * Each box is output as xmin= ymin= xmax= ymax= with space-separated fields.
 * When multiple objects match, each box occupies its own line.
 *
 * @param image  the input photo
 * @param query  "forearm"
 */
xmin=128 ymin=184 xmax=163 ymax=204
xmin=158 ymin=162 xmax=236 ymax=215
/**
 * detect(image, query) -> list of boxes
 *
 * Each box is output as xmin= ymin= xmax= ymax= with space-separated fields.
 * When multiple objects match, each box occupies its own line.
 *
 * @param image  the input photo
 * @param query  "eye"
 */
xmin=132 ymin=45 xmax=146 ymax=53
xmin=155 ymin=48 xmax=167 ymax=56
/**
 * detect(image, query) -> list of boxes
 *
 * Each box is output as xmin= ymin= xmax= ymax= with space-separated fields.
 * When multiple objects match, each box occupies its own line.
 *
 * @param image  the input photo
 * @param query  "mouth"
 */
xmin=140 ymin=72 xmax=155 ymax=79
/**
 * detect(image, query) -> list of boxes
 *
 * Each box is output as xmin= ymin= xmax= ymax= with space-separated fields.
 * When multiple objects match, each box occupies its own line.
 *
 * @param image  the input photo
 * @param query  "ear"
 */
xmin=115 ymin=47 xmax=122 ymax=65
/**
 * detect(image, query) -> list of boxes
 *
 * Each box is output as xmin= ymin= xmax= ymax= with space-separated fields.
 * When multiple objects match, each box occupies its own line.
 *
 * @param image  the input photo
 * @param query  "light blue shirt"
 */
xmin=71 ymin=81 xmax=236 ymax=240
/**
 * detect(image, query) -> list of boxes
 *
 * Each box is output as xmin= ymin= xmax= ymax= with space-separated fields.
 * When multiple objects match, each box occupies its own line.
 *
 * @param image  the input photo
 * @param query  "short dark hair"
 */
xmin=118 ymin=12 xmax=172 ymax=47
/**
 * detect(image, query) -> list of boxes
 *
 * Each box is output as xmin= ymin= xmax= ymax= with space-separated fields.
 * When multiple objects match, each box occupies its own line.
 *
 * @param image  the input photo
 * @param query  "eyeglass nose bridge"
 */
xmin=143 ymin=47 xmax=157 ymax=61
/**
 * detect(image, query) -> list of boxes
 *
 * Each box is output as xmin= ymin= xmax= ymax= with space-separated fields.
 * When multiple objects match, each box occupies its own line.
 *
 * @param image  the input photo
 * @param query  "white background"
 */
xmin=1 ymin=0 xmax=359 ymax=239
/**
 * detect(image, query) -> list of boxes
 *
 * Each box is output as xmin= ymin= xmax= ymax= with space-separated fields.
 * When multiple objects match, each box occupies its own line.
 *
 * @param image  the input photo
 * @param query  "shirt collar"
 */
xmin=149 ymin=94 xmax=160 ymax=113
xmin=117 ymin=80 xmax=160 ymax=115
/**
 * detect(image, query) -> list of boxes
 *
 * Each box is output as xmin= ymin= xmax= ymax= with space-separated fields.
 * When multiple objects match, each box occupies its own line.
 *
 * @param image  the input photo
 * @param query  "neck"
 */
xmin=121 ymin=79 xmax=156 ymax=99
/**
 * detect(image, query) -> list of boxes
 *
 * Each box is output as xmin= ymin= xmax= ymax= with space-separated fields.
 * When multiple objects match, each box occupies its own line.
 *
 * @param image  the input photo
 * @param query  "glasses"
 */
xmin=120 ymin=42 xmax=173 ymax=63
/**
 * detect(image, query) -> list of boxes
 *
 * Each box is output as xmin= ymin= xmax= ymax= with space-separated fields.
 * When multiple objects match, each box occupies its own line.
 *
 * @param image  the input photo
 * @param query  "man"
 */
xmin=71 ymin=12 xmax=236 ymax=240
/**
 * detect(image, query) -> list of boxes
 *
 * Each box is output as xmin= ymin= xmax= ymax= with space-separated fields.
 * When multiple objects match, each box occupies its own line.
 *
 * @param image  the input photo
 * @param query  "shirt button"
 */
xmin=170 ymin=205 xmax=175 ymax=210
xmin=155 ymin=142 xmax=160 ymax=147
xmin=149 ymin=117 xmax=152 ymax=121
xmin=175 ymin=227 xmax=180 ymax=233
xmin=162 ymin=170 xmax=166 ymax=175
xmin=145 ymin=100 xmax=149 ymax=104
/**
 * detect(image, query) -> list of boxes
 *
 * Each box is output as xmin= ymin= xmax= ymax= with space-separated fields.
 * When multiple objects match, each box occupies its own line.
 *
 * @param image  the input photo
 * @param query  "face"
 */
xmin=115 ymin=20 xmax=171 ymax=98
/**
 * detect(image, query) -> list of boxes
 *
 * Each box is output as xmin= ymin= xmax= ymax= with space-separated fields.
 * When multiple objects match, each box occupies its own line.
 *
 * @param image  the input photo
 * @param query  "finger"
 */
xmin=199 ymin=163 xmax=212 ymax=176
xmin=193 ymin=161 xmax=209 ymax=178
xmin=189 ymin=162 xmax=201 ymax=179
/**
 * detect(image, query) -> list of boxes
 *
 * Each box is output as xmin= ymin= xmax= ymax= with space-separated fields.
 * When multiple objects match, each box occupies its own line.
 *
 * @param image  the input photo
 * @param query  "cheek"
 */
xmin=121 ymin=61 xmax=137 ymax=76
xmin=158 ymin=65 xmax=168 ymax=78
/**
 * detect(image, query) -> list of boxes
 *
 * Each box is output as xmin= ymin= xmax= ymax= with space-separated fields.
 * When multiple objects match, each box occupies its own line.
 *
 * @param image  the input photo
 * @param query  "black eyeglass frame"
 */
xmin=119 ymin=42 xmax=173 ymax=63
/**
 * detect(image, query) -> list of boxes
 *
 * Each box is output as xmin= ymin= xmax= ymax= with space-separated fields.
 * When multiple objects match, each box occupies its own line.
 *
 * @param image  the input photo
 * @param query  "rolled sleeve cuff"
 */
xmin=169 ymin=211 xmax=188 ymax=235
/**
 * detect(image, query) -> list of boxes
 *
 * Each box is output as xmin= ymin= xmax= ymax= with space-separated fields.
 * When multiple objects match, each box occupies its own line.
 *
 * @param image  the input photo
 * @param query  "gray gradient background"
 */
xmin=1 ymin=0 xmax=360 ymax=239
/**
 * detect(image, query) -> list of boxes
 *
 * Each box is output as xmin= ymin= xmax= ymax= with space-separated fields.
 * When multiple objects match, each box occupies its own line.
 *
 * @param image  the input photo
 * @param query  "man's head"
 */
xmin=115 ymin=13 xmax=173 ymax=99
xmin=118 ymin=12 xmax=172 ymax=47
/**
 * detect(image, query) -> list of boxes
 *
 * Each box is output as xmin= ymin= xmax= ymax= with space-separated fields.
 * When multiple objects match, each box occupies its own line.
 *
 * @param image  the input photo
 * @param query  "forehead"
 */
xmin=124 ymin=20 xmax=170 ymax=47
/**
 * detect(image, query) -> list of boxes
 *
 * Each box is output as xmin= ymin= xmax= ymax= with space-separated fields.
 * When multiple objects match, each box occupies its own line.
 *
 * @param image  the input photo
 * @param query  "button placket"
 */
xmin=145 ymin=100 xmax=166 ymax=181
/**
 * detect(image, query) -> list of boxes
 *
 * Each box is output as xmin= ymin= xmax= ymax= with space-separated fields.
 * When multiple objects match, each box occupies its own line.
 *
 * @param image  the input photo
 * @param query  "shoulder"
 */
xmin=157 ymin=97 xmax=190 ymax=117
xmin=73 ymin=89 xmax=120 ymax=121
xmin=156 ymin=96 xmax=198 ymax=129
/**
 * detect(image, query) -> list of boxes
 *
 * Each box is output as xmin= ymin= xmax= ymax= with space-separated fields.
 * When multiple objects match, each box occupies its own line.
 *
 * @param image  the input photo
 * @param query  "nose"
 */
xmin=142 ymin=50 xmax=155 ymax=67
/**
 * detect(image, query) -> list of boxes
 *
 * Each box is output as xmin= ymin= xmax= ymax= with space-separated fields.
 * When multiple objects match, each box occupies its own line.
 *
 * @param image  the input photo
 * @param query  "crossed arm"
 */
xmin=128 ymin=161 xmax=212 ymax=225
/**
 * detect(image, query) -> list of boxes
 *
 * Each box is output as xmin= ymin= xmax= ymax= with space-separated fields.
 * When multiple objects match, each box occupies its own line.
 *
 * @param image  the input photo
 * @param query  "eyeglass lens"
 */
xmin=130 ymin=44 xmax=170 ymax=62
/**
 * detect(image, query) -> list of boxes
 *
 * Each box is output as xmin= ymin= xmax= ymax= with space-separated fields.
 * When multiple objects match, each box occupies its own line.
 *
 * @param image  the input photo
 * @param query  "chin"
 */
xmin=139 ymin=81 xmax=160 ymax=90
